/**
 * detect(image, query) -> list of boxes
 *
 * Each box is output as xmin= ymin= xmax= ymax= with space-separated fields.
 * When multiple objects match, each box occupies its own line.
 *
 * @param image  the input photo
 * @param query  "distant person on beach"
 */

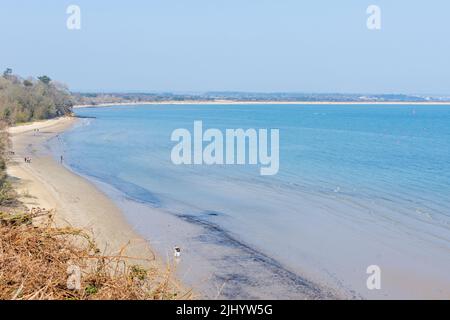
xmin=60 ymin=155 xmax=64 ymax=164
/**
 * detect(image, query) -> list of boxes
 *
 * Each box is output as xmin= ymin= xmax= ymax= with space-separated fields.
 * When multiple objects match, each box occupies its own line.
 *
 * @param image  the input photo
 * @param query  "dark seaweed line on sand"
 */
xmin=177 ymin=213 xmax=341 ymax=299
xmin=54 ymin=151 xmax=345 ymax=299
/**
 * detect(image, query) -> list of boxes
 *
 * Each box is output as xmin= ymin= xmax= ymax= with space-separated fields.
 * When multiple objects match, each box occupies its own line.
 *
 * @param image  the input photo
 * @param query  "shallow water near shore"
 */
xmin=55 ymin=104 xmax=450 ymax=299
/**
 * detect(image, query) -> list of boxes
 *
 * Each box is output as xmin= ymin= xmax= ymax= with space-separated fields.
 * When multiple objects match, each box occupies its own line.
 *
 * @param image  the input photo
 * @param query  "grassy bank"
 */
xmin=0 ymin=122 xmax=16 ymax=210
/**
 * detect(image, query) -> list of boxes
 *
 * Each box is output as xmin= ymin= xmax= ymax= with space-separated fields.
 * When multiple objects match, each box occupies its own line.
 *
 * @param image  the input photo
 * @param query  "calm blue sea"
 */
xmin=60 ymin=104 xmax=450 ymax=298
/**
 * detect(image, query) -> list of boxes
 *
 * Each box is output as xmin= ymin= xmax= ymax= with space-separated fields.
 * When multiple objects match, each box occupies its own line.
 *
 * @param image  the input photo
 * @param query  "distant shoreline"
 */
xmin=73 ymin=100 xmax=450 ymax=108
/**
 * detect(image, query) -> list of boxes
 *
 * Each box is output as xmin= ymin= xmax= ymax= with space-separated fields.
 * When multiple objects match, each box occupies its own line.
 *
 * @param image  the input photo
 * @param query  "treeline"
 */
xmin=0 ymin=69 xmax=74 ymax=125
xmin=72 ymin=92 xmax=216 ymax=106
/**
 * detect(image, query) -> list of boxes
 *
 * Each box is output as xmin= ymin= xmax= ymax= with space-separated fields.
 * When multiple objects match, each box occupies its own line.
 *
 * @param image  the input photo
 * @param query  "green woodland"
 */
xmin=0 ymin=69 xmax=74 ymax=124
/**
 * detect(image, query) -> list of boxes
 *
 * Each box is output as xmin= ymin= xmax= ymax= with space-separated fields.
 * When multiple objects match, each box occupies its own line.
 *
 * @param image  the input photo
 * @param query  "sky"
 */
xmin=0 ymin=0 xmax=449 ymax=94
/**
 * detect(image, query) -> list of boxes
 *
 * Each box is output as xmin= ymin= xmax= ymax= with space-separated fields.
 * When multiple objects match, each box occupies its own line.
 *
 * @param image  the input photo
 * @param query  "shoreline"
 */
xmin=8 ymin=111 xmax=449 ymax=299
xmin=70 ymin=105 xmax=450 ymax=299
xmin=6 ymin=117 xmax=163 ymax=270
xmin=73 ymin=100 xmax=450 ymax=109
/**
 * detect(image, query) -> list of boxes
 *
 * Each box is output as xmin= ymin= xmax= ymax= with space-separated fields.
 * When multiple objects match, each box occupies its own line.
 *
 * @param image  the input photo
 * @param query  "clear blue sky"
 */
xmin=1 ymin=0 xmax=449 ymax=94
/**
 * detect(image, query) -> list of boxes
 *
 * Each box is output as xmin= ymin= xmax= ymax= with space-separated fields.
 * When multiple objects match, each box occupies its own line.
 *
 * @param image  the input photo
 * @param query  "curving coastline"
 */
xmin=7 ymin=117 xmax=160 ymax=268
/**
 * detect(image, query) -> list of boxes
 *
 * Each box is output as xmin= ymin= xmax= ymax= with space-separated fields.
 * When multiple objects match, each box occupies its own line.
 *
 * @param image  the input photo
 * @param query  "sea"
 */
xmin=54 ymin=104 xmax=450 ymax=299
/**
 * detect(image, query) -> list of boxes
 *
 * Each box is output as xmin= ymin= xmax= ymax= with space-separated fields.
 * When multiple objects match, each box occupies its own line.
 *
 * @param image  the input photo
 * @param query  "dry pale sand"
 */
xmin=7 ymin=117 xmax=158 ymax=266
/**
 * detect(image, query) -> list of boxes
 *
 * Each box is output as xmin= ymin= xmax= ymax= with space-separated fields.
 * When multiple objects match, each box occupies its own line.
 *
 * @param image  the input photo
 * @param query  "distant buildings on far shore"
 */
xmin=72 ymin=91 xmax=450 ymax=106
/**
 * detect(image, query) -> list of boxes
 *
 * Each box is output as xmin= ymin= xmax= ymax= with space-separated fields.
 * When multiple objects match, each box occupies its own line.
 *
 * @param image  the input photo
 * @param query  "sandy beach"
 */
xmin=6 ymin=112 xmax=449 ymax=300
xmin=6 ymin=117 xmax=158 ymax=266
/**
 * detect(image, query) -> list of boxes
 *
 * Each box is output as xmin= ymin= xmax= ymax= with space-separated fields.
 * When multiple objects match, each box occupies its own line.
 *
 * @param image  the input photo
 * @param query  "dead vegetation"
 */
xmin=0 ymin=122 xmax=20 ymax=212
xmin=0 ymin=119 xmax=191 ymax=300
xmin=0 ymin=208 xmax=191 ymax=300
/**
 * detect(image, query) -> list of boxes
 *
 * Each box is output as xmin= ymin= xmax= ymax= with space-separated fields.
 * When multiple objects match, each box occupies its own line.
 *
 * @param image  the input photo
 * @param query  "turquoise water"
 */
xmin=62 ymin=104 xmax=450 ymax=298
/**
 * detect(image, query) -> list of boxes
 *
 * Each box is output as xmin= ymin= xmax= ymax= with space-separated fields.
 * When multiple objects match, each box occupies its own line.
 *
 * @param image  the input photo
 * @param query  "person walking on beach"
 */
xmin=60 ymin=155 xmax=64 ymax=164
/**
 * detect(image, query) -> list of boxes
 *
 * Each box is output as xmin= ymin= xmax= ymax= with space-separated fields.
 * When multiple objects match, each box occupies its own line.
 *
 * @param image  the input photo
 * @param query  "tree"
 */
xmin=38 ymin=75 xmax=52 ymax=85
xmin=3 ymin=68 xmax=12 ymax=79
